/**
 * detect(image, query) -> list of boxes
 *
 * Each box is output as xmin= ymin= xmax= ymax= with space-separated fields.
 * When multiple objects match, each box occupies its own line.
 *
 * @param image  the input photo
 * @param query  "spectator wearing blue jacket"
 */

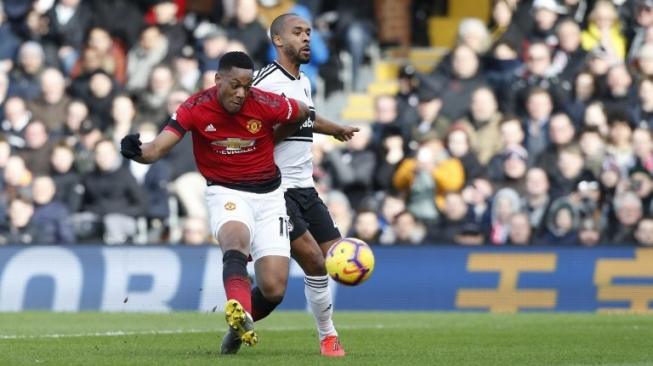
xmin=31 ymin=175 xmax=76 ymax=244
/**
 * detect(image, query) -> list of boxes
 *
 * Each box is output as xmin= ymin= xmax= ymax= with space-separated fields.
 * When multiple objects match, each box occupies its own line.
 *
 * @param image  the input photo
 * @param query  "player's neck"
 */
xmin=275 ymin=58 xmax=300 ymax=79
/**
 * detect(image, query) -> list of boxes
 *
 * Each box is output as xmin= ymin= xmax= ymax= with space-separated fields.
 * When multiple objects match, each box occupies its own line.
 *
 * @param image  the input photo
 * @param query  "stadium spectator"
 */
xmin=552 ymin=19 xmax=587 ymax=82
xmin=523 ymin=167 xmax=552 ymax=235
xmin=159 ymin=89 xmax=205 ymax=220
xmin=489 ymin=187 xmax=521 ymax=245
xmin=581 ymin=0 xmax=626 ymax=61
xmin=536 ymin=113 xmax=577 ymax=173
xmin=136 ymin=64 xmax=177 ymax=125
xmin=551 ymin=145 xmax=587 ymax=198
xmin=633 ymin=78 xmax=653 ymax=129
xmin=172 ymin=46 xmax=201 ymax=93
xmin=8 ymin=41 xmax=46 ymax=100
xmin=503 ymin=42 xmax=570 ymax=115
xmin=522 ymin=88 xmax=555 ymax=162
xmin=349 ymin=209 xmax=381 ymax=244
xmin=61 ymin=99 xmax=89 ymax=147
xmin=633 ymin=43 xmax=653 ymax=81
xmin=389 ymin=210 xmax=427 ymax=245
xmin=606 ymin=111 xmax=635 ymax=173
xmin=79 ymin=139 xmax=145 ymax=244
xmin=373 ymin=127 xmax=405 ymax=193
xmin=3 ymin=155 xmax=32 ymax=203
xmin=0 ymin=197 xmax=40 ymax=245
xmin=324 ymin=124 xmax=376 ymax=209
xmin=566 ymin=71 xmax=596 ymax=124
xmin=579 ymin=126 xmax=606 ymax=178
xmin=423 ymin=45 xmax=487 ymax=121
xmin=488 ymin=144 xmax=529 ymax=192
xmin=324 ymin=190 xmax=354 ymax=239
xmin=128 ymin=122 xmax=171 ymax=237
xmin=0 ymin=6 xmax=20 ymax=74
xmin=50 ymin=142 xmax=83 ymax=213
xmin=602 ymin=64 xmax=636 ymax=114
xmin=393 ymin=136 xmax=465 ymax=223
xmin=631 ymin=127 xmax=653 ymax=175
xmin=150 ymin=0 xmax=188 ymax=58
xmin=197 ymin=26 xmax=229 ymax=73
xmin=1 ymin=96 xmax=31 ymax=149
xmin=527 ymin=0 xmax=566 ymax=47
xmin=27 ymin=68 xmax=71 ymax=133
xmin=17 ymin=120 xmax=53 ymax=176
xmin=608 ymin=190 xmax=643 ymax=244
xmin=542 ymin=196 xmax=580 ymax=245
xmin=634 ymin=215 xmax=653 ymax=246
xmin=578 ymin=217 xmax=602 ymax=246
xmin=45 ymin=0 xmax=93 ymax=74
xmin=89 ymin=0 xmax=144 ymax=48
xmin=126 ymin=25 xmax=169 ymax=93
xmin=444 ymin=124 xmax=484 ymax=181
xmin=81 ymin=70 xmax=119 ymax=131
xmin=507 ymin=212 xmax=533 ymax=245
xmin=181 ymin=216 xmax=210 ymax=245
xmin=461 ymin=177 xmax=493 ymax=232
xmin=458 ymin=86 xmax=503 ymax=165
xmin=31 ymin=175 xmax=75 ymax=244
xmin=71 ymin=26 xmax=127 ymax=84
xmin=108 ymin=95 xmax=137 ymax=147
xmin=433 ymin=191 xmax=484 ymax=245
xmin=370 ymin=95 xmax=399 ymax=148
xmin=226 ymin=0 xmax=269 ymax=67
xmin=409 ymin=89 xmax=450 ymax=146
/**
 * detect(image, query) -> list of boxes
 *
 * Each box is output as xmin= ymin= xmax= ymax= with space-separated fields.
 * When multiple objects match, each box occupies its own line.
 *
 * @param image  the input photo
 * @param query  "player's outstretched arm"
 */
xmin=120 ymin=130 xmax=181 ymax=164
xmin=273 ymin=100 xmax=311 ymax=144
xmin=314 ymin=114 xmax=359 ymax=141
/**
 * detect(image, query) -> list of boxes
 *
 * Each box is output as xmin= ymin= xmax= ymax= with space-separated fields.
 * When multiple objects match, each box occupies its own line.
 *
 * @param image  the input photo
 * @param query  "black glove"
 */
xmin=120 ymin=133 xmax=142 ymax=159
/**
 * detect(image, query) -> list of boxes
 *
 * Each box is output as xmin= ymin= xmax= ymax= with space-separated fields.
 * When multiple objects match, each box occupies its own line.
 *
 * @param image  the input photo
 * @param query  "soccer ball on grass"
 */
xmin=325 ymin=237 xmax=375 ymax=286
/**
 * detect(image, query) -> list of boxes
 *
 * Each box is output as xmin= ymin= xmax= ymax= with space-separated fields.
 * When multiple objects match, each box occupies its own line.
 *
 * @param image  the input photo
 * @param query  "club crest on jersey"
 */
xmin=211 ymin=138 xmax=256 ymax=154
xmin=246 ymin=119 xmax=262 ymax=134
xmin=224 ymin=202 xmax=236 ymax=210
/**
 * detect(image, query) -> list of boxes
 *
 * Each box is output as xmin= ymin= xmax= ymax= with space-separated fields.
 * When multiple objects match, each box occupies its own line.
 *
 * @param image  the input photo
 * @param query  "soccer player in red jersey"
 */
xmin=119 ymin=51 xmax=310 ymax=353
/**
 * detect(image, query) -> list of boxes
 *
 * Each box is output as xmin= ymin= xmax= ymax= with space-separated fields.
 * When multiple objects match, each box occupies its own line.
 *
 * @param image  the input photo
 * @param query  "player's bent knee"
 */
xmin=259 ymin=281 xmax=286 ymax=303
xmin=218 ymin=221 xmax=250 ymax=252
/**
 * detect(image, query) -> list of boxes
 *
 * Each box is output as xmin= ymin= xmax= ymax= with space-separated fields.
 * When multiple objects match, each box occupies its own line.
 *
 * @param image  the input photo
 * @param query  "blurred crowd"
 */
xmin=2 ymin=0 xmax=653 ymax=247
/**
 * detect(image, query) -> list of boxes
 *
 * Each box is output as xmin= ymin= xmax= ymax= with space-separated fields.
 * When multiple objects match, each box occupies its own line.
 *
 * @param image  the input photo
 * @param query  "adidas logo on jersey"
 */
xmin=204 ymin=124 xmax=216 ymax=132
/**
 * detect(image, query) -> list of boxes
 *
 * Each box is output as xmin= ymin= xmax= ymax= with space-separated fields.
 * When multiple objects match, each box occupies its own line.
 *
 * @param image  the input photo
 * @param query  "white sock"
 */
xmin=304 ymin=275 xmax=337 ymax=339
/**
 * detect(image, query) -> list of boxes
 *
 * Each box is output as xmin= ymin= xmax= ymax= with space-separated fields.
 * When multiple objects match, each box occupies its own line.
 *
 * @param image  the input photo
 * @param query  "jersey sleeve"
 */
xmin=272 ymin=93 xmax=301 ymax=125
xmin=164 ymin=104 xmax=193 ymax=137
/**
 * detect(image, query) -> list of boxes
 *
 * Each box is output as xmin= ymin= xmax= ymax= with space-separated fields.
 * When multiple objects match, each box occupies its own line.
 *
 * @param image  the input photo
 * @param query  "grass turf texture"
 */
xmin=0 ymin=312 xmax=652 ymax=366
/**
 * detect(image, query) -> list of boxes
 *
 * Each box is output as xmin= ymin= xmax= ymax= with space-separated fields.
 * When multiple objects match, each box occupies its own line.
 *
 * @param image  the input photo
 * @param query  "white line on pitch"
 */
xmin=0 ymin=323 xmax=417 ymax=340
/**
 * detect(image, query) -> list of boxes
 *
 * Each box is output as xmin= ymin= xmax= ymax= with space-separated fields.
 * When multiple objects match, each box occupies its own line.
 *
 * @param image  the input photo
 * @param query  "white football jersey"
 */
xmin=253 ymin=61 xmax=315 ymax=189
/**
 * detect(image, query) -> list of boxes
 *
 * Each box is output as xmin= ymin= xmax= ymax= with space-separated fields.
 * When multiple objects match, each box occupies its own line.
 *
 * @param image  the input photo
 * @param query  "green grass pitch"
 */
xmin=1 ymin=312 xmax=652 ymax=365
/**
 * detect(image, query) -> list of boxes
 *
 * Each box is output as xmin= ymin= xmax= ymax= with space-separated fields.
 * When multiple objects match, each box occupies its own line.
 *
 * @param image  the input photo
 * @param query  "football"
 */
xmin=325 ymin=237 xmax=375 ymax=286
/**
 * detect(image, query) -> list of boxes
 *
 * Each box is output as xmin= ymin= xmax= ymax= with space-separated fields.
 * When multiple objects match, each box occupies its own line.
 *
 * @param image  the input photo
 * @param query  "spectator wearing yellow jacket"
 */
xmin=581 ymin=0 xmax=626 ymax=61
xmin=392 ymin=135 xmax=465 ymax=223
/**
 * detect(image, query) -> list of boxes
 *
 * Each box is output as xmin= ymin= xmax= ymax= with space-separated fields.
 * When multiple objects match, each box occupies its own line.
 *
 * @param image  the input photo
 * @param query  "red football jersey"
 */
xmin=164 ymin=86 xmax=300 ymax=191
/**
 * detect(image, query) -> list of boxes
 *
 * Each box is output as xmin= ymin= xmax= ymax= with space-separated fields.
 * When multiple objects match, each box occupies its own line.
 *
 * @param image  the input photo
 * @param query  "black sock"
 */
xmin=251 ymin=286 xmax=281 ymax=321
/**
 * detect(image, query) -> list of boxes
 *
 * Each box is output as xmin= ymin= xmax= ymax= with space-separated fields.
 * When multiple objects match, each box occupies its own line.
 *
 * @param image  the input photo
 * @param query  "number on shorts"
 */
xmin=278 ymin=217 xmax=289 ymax=238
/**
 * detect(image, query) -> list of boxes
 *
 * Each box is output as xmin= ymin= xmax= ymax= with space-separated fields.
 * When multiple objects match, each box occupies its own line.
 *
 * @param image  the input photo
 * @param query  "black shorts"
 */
xmin=284 ymin=187 xmax=341 ymax=243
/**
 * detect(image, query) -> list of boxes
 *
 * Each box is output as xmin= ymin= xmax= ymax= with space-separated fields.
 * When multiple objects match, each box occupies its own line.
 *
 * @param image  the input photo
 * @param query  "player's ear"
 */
xmin=272 ymin=34 xmax=283 ymax=48
xmin=214 ymin=71 xmax=221 ymax=86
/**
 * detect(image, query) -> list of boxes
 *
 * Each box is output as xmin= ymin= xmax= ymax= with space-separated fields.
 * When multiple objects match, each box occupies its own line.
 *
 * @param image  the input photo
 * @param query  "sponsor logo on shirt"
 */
xmin=204 ymin=123 xmax=216 ymax=132
xmin=211 ymin=138 xmax=256 ymax=155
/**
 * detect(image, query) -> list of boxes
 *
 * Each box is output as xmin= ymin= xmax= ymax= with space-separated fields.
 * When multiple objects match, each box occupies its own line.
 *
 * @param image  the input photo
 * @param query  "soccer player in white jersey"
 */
xmin=223 ymin=13 xmax=358 ymax=357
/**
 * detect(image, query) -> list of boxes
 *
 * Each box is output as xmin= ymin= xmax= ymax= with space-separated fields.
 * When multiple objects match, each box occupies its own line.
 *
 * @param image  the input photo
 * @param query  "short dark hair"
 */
xmin=270 ymin=13 xmax=299 ymax=37
xmin=218 ymin=51 xmax=254 ymax=72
